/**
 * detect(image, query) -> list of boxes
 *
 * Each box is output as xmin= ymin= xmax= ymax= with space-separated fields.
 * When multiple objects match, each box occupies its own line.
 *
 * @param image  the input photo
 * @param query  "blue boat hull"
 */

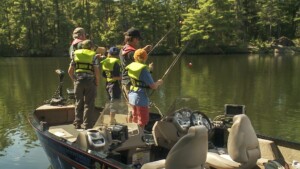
xmin=36 ymin=130 xmax=91 ymax=169
xmin=30 ymin=118 xmax=125 ymax=169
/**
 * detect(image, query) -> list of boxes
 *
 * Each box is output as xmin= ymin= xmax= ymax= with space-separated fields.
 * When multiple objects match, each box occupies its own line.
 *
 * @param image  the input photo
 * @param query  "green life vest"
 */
xmin=126 ymin=62 xmax=150 ymax=91
xmin=101 ymin=57 xmax=120 ymax=82
xmin=74 ymin=49 xmax=96 ymax=73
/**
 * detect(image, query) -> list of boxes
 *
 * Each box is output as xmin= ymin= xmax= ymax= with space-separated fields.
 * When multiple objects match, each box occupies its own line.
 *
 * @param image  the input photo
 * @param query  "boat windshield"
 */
xmin=165 ymin=96 xmax=201 ymax=116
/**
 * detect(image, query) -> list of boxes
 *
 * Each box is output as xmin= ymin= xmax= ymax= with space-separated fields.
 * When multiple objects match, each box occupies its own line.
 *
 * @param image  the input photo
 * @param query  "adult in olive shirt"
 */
xmin=68 ymin=40 xmax=100 ymax=130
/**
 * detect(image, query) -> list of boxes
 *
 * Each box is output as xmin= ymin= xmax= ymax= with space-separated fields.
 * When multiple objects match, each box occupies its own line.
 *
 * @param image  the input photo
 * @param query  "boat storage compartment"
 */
xmin=131 ymin=147 xmax=151 ymax=167
xmin=110 ymin=124 xmax=128 ymax=142
xmin=34 ymin=105 xmax=75 ymax=125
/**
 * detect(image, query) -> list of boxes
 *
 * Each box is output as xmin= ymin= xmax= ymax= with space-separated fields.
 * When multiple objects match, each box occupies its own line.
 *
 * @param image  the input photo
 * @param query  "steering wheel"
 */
xmin=190 ymin=111 xmax=212 ymax=131
xmin=172 ymin=108 xmax=193 ymax=133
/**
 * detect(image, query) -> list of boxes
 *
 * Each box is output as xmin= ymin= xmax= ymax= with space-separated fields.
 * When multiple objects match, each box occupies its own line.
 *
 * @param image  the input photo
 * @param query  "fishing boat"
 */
xmin=29 ymin=70 xmax=300 ymax=169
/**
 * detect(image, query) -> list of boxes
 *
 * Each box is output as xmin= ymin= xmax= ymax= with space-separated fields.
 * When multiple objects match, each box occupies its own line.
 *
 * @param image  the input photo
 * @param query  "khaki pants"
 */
xmin=74 ymin=78 xmax=96 ymax=129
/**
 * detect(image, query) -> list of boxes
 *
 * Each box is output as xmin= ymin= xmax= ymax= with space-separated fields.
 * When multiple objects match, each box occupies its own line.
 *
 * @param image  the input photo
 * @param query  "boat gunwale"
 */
xmin=257 ymin=133 xmax=300 ymax=150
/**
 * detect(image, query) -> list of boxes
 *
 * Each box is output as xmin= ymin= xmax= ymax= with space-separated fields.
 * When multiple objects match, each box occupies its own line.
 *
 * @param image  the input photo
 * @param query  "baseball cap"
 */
xmin=72 ymin=27 xmax=85 ymax=39
xmin=124 ymin=28 xmax=143 ymax=40
xmin=108 ymin=47 xmax=120 ymax=56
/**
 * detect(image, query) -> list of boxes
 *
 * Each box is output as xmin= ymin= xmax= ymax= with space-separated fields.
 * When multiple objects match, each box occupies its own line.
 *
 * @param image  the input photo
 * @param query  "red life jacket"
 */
xmin=121 ymin=44 xmax=136 ymax=55
xmin=71 ymin=38 xmax=83 ymax=46
xmin=69 ymin=39 xmax=84 ymax=59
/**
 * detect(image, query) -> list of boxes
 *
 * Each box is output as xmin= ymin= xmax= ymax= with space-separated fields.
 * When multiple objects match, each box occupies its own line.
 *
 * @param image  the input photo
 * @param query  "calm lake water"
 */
xmin=1 ymin=54 xmax=300 ymax=168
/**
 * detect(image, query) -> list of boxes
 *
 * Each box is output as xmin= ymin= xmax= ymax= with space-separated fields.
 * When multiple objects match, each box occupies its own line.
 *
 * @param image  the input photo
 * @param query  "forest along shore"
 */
xmin=1 ymin=1 xmax=299 ymax=57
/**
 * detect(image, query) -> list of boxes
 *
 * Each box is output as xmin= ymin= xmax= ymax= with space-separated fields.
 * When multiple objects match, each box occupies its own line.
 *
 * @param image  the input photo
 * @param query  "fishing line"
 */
xmin=147 ymin=27 xmax=174 ymax=55
xmin=147 ymin=22 xmax=181 ymax=56
xmin=149 ymin=41 xmax=190 ymax=97
xmin=161 ymin=41 xmax=190 ymax=80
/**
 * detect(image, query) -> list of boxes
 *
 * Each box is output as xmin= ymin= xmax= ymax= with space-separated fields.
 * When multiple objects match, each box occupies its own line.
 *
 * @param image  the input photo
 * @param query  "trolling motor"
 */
xmin=48 ymin=69 xmax=66 ymax=105
xmin=56 ymin=69 xmax=65 ymax=97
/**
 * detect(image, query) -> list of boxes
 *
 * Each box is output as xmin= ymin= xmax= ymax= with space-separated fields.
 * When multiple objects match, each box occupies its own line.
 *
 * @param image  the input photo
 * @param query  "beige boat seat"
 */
xmin=141 ymin=125 xmax=208 ymax=169
xmin=206 ymin=114 xmax=261 ymax=169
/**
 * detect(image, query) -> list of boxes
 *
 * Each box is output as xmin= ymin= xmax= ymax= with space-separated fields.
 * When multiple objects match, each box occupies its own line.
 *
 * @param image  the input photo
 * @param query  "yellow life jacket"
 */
xmin=126 ymin=62 xmax=150 ymax=91
xmin=101 ymin=57 xmax=120 ymax=82
xmin=74 ymin=49 xmax=96 ymax=73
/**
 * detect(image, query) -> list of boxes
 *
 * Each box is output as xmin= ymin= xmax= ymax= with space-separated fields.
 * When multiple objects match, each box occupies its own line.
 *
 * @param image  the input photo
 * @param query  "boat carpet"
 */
xmin=49 ymin=123 xmax=79 ymax=143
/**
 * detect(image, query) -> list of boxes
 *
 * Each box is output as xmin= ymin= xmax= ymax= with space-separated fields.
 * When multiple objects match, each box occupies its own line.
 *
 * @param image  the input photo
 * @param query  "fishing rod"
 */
xmin=161 ymin=41 xmax=190 ymax=80
xmin=149 ymin=41 xmax=190 ymax=97
xmin=147 ymin=21 xmax=182 ymax=56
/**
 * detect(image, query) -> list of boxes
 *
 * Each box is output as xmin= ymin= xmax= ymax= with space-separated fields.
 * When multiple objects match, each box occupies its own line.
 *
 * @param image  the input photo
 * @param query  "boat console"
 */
xmin=172 ymin=108 xmax=213 ymax=132
xmin=153 ymin=103 xmax=247 ymax=150
xmin=96 ymin=100 xmax=249 ymax=165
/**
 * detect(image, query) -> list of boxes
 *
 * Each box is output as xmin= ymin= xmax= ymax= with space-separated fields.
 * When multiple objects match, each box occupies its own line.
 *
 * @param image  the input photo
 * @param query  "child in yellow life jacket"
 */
xmin=100 ymin=47 xmax=121 ymax=124
xmin=126 ymin=49 xmax=163 ymax=128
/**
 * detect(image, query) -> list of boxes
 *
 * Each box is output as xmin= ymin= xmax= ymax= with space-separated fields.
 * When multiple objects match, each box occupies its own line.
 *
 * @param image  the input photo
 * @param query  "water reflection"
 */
xmin=1 ymin=54 xmax=300 ymax=168
xmin=151 ymin=54 xmax=300 ymax=141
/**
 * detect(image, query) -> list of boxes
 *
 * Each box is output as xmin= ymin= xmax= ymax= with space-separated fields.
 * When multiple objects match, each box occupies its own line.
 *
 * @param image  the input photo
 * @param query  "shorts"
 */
xmin=132 ymin=106 xmax=149 ymax=127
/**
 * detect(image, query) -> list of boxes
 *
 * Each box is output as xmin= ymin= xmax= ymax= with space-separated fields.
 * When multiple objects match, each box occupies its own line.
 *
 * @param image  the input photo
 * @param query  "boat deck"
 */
xmin=49 ymin=123 xmax=79 ymax=143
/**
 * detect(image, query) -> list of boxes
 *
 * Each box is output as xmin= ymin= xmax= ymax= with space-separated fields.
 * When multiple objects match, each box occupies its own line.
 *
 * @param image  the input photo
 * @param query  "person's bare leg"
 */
xmin=110 ymin=112 xmax=116 ymax=125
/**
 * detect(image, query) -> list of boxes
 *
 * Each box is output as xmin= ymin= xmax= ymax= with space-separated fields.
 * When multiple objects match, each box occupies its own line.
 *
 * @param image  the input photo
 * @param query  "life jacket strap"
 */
xmin=103 ymin=70 xmax=116 ymax=82
xmin=130 ymin=78 xmax=150 ymax=89
xmin=75 ymin=62 xmax=94 ymax=71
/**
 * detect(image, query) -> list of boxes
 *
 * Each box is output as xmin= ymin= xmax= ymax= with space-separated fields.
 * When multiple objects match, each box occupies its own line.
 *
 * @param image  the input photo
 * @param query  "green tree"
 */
xmin=0 ymin=0 xmax=300 ymax=56
xmin=181 ymin=0 xmax=240 ymax=47
xmin=233 ymin=0 xmax=259 ymax=41
xmin=255 ymin=0 xmax=300 ymax=40
xmin=256 ymin=0 xmax=284 ymax=40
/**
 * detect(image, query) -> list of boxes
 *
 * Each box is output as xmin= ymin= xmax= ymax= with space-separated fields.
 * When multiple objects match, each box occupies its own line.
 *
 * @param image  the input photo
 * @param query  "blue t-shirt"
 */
xmin=128 ymin=68 xmax=154 ymax=106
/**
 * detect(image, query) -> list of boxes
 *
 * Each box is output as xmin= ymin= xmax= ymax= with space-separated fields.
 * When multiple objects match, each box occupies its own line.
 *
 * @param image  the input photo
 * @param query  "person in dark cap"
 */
xmin=68 ymin=39 xmax=100 ymax=130
xmin=119 ymin=27 xmax=152 ymax=122
xmin=100 ymin=47 xmax=122 ymax=124
xmin=69 ymin=27 xmax=87 ymax=59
